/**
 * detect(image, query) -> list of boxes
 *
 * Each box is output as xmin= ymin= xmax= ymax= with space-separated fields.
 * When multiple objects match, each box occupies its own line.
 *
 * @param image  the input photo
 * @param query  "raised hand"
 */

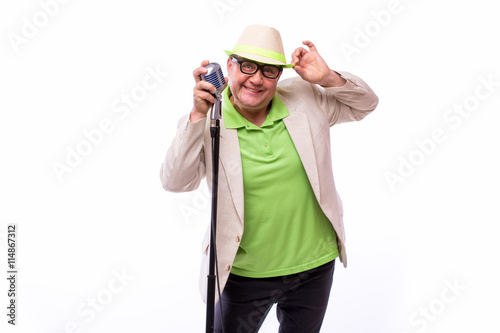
xmin=190 ymin=60 xmax=229 ymax=122
xmin=291 ymin=41 xmax=346 ymax=87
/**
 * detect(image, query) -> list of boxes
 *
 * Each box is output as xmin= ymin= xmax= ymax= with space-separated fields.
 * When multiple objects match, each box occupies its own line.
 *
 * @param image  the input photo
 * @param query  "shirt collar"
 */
xmin=222 ymin=87 xmax=289 ymax=129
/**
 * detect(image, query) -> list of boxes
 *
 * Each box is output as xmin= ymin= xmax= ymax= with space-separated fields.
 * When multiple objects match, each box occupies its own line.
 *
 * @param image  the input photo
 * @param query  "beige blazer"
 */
xmin=160 ymin=72 xmax=378 ymax=303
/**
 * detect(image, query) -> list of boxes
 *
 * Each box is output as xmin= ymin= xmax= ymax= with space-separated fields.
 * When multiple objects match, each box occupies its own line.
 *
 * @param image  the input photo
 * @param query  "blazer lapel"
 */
xmin=283 ymin=111 xmax=321 ymax=202
xmin=219 ymin=124 xmax=245 ymax=225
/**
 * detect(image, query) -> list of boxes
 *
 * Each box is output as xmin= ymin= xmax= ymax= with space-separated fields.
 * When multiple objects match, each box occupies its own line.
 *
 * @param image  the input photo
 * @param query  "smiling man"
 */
xmin=160 ymin=24 xmax=379 ymax=333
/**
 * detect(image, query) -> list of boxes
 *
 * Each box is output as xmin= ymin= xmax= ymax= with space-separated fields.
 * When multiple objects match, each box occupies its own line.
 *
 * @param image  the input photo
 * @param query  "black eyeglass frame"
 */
xmin=231 ymin=57 xmax=283 ymax=79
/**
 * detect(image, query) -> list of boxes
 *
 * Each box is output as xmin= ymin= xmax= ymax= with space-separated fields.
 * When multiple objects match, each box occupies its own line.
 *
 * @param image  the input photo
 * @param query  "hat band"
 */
xmin=232 ymin=45 xmax=286 ymax=64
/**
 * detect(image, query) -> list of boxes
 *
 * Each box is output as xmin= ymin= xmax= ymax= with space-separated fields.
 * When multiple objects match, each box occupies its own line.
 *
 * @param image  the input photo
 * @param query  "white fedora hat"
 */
xmin=224 ymin=24 xmax=294 ymax=68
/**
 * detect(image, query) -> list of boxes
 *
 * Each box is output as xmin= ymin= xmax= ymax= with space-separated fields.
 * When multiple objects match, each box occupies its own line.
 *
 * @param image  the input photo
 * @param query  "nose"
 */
xmin=249 ymin=68 xmax=264 ymax=84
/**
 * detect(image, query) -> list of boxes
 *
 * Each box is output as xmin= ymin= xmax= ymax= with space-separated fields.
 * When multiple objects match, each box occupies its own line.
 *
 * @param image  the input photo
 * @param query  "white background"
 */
xmin=1 ymin=0 xmax=499 ymax=332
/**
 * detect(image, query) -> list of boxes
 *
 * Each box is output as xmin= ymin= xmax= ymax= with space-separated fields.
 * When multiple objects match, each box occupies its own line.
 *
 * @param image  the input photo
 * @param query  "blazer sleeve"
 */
xmin=159 ymin=115 xmax=207 ymax=192
xmin=312 ymin=71 xmax=379 ymax=126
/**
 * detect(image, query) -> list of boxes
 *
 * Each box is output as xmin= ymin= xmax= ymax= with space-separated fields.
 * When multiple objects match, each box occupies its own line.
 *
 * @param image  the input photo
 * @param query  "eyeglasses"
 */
xmin=231 ymin=57 xmax=282 ymax=79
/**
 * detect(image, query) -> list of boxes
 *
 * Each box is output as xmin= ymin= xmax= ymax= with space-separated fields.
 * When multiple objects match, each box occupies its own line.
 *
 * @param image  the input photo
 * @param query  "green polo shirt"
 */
xmin=223 ymin=88 xmax=338 ymax=278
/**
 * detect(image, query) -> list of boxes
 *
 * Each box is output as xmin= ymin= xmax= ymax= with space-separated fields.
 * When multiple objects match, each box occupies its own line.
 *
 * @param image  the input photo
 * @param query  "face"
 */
xmin=227 ymin=57 xmax=282 ymax=115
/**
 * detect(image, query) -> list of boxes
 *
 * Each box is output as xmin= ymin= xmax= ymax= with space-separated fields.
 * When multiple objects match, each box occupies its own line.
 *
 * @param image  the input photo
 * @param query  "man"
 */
xmin=160 ymin=24 xmax=378 ymax=332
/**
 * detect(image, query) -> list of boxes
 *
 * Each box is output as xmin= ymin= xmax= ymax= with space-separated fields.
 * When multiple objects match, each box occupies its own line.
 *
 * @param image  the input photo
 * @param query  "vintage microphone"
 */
xmin=201 ymin=63 xmax=225 ymax=128
xmin=200 ymin=63 xmax=225 ymax=333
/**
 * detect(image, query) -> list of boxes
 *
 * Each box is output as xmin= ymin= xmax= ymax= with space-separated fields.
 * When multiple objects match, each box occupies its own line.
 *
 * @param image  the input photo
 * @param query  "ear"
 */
xmin=227 ymin=57 xmax=233 ymax=72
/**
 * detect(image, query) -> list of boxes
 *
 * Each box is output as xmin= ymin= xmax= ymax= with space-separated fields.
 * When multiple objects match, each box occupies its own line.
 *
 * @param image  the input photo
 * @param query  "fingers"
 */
xmin=193 ymin=80 xmax=217 ymax=104
xmin=291 ymin=40 xmax=317 ymax=65
xmin=194 ymin=76 xmax=229 ymax=105
xmin=196 ymin=79 xmax=217 ymax=94
xmin=302 ymin=40 xmax=316 ymax=51
xmin=191 ymin=60 xmax=214 ymax=117
xmin=191 ymin=61 xmax=229 ymax=118
xmin=193 ymin=60 xmax=216 ymax=95
xmin=193 ymin=60 xmax=229 ymax=94
xmin=291 ymin=47 xmax=307 ymax=65
xmin=191 ymin=86 xmax=215 ymax=119
xmin=193 ymin=91 xmax=215 ymax=107
xmin=193 ymin=60 xmax=211 ymax=82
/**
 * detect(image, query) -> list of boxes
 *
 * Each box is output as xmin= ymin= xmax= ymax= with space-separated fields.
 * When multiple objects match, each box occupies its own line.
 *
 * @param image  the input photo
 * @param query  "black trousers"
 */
xmin=214 ymin=260 xmax=335 ymax=333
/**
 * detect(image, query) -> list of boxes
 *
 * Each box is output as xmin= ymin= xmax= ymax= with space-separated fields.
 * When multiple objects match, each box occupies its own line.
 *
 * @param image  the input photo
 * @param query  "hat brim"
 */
xmin=224 ymin=50 xmax=294 ymax=68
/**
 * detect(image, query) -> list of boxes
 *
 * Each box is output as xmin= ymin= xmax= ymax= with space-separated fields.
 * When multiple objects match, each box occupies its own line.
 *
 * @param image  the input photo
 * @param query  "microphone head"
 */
xmin=201 ymin=63 xmax=226 ymax=94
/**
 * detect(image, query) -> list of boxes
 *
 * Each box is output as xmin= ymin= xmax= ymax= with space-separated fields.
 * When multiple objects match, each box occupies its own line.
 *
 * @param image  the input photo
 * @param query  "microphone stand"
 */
xmin=206 ymin=93 xmax=222 ymax=333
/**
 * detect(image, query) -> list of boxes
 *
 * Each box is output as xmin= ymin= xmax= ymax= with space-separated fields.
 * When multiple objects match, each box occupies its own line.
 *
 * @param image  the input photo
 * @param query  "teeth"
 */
xmin=245 ymin=87 xmax=260 ymax=93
